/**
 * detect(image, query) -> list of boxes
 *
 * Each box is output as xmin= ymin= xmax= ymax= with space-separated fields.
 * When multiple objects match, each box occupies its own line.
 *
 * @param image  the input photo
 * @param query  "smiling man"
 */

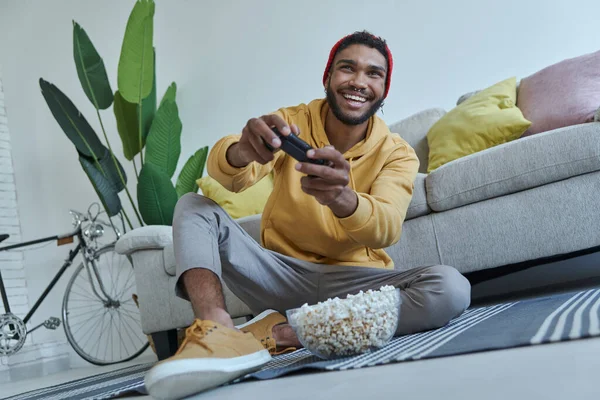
xmin=144 ymin=31 xmax=471 ymax=399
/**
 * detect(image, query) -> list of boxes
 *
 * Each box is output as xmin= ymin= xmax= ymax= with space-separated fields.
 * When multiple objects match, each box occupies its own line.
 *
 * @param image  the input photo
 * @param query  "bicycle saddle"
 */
xmin=0 ymin=234 xmax=9 ymax=243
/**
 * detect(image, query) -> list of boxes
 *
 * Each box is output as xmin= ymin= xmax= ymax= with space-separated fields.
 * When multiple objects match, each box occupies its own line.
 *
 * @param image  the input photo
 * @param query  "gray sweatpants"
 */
xmin=173 ymin=193 xmax=471 ymax=336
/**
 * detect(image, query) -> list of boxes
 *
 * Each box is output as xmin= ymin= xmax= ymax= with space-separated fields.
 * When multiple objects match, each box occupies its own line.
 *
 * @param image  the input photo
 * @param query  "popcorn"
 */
xmin=286 ymin=285 xmax=400 ymax=358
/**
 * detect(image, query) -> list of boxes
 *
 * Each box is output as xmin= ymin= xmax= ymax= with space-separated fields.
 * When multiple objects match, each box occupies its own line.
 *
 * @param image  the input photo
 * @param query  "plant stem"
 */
xmin=96 ymin=109 xmax=144 ymax=227
xmin=107 ymin=213 xmax=120 ymax=237
xmin=133 ymin=157 xmax=139 ymax=179
xmin=120 ymin=209 xmax=133 ymax=231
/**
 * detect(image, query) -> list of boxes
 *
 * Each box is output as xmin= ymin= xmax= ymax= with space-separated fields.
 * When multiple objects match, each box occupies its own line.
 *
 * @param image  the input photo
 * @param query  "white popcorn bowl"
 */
xmin=286 ymin=287 xmax=401 ymax=360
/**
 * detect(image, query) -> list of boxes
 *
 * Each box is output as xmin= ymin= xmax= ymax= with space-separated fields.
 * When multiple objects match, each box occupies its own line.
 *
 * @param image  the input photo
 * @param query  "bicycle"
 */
xmin=0 ymin=203 xmax=149 ymax=365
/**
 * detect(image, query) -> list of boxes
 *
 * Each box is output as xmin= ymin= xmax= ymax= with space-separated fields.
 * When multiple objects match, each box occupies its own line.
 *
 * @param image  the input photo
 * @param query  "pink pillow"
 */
xmin=517 ymin=49 xmax=600 ymax=136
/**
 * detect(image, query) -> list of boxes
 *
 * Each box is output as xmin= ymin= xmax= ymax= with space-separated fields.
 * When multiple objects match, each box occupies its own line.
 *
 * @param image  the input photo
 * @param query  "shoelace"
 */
xmin=260 ymin=336 xmax=296 ymax=356
xmin=175 ymin=320 xmax=216 ymax=355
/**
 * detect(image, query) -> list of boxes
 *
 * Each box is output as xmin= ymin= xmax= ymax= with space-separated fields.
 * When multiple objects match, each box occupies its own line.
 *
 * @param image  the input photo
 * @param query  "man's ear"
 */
xmin=324 ymin=73 xmax=331 ymax=92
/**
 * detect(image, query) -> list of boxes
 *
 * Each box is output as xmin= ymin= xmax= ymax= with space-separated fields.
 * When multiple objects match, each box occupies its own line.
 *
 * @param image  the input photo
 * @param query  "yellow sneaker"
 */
xmin=144 ymin=319 xmax=271 ymax=400
xmin=237 ymin=309 xmax=297 ymax=355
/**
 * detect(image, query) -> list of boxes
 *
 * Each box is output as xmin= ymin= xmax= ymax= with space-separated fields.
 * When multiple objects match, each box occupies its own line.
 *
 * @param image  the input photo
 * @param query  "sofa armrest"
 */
xmin=115 ymin=225 xmax=173 ymax=256
xmin=388 ymin=108 xmax=446 ymax=174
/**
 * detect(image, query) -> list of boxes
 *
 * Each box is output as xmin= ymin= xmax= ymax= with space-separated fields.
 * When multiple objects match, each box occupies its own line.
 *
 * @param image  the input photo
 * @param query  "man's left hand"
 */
xmin=295 ymin=146 xmax=358 ymax=218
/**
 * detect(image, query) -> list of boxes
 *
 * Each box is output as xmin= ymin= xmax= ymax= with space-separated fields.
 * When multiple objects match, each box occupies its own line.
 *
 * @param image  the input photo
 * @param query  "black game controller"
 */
xmin=265 ymin=127 xmax=327 ymax=165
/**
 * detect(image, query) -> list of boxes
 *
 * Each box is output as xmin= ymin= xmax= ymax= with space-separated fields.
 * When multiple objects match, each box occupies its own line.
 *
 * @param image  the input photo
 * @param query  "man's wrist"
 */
xmin=225 ymin=142 xmax=248 ymax=168
xmin=329 ymin=187 xmax=359 ymax=218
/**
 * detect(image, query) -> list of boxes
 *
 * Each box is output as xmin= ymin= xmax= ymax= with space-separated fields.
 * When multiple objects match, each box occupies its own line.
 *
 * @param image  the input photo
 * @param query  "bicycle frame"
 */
xmin=0 ymin=229 xmax=84 ymax=325
xmin=0 ymin=224 xmax=118 ymax=329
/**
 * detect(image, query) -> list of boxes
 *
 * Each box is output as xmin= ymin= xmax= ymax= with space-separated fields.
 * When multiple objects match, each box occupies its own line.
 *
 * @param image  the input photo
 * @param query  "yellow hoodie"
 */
xmin=207 ymin=98 xmax=419 ymax=269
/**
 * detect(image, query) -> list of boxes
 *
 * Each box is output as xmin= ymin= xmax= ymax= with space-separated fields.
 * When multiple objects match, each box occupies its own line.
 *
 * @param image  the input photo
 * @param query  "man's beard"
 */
xmin=326 ymin=83 xmax=384 ymax=126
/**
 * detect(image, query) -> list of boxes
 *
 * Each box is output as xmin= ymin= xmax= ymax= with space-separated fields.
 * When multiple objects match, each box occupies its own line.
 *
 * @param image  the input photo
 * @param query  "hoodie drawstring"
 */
xmin=348 ymin=157 xmax=356 ymax=190
xmin=347 ymin=157 xmax=369 ymax=259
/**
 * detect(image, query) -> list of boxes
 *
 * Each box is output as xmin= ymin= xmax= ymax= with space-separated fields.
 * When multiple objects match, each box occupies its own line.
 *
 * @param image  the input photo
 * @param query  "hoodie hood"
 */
xmin=307 ymin=98 xmax=389 ymax=160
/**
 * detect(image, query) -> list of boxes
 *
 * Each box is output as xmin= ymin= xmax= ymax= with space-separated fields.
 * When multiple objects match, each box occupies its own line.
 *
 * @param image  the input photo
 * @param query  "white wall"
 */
xmin=0 ymin=0 xmax=599 ymax=366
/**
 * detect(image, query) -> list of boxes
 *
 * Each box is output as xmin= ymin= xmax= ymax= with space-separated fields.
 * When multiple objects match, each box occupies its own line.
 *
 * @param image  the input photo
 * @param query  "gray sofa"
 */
xmin=115 ymin=104 xmax=600 ymax=359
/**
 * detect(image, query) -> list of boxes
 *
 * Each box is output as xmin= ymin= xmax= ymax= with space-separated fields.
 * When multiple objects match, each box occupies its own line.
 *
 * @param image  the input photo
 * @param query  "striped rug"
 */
xmin=4 ymin=287 xmax=600 ymax=400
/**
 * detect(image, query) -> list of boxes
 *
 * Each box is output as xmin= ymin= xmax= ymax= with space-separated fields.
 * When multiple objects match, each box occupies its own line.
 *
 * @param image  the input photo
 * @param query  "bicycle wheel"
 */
xmin=62 ymin=244 xmax=149 ymax=365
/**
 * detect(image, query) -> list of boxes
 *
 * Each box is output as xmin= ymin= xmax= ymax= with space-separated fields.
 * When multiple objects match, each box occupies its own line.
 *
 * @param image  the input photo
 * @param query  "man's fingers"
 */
xmin=248 ymin=117 xmax=281 ymax=148
xmin=247 ymin=133 xmax=273 ymax=164
xmin=301 ymin=186 xmax=336 ymax=205
xmin=307 ymin=146 xmax=347 ymax=167
xmin=290 ymin=123 xmax=300 ymax=135
xmin=301 ymin=176 xmax=344 ymax=192
xmin=296 ymin=162 xmax=348 ymax=185
xmin=260 ymin=114 xmax=291 ymax=137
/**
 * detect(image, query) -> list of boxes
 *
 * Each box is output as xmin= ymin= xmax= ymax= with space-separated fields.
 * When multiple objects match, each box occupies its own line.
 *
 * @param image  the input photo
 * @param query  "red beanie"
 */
xmin=322 ymin=33 xmax=393 ymax=99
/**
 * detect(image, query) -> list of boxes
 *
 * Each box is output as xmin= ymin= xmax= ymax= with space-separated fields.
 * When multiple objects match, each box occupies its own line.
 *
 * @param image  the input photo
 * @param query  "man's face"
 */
xmin=325 ymin=44 xmax=387 ymax=126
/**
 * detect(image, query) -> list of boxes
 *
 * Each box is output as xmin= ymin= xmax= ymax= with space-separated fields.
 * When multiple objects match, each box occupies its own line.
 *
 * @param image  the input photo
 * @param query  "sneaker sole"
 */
xmin=235 ymin=309 xmax=279 ymax=329
xmin=144 ymin=349 xmax=271 ymax=400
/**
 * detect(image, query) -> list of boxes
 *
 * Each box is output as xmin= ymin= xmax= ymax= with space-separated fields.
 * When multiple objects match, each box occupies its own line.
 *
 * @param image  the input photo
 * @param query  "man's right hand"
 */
xmin=226 ymin=114 xmax=296 ymax=168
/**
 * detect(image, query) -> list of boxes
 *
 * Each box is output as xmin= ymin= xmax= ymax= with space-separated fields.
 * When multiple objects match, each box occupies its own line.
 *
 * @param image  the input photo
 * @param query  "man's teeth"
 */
xmin=343 ymin=94 xmax=367 ymax=102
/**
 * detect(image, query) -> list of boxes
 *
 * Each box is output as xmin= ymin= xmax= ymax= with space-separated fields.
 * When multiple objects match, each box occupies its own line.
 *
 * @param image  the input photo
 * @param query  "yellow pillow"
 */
xmin=196 ymin=173 xmax=274 ymax=219
xmin=426 ymin=77 xmax=531 ymax=173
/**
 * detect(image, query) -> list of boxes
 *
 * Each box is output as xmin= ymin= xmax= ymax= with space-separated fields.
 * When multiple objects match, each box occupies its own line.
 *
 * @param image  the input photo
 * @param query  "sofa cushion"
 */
xmin=406 ymin=173 xmax=430 ymax=220
xmin=388 ymin=108 xmax=446 ymax=174
xmin=426 ymin=77 xmax=531 ymax=173
xmin=517 ymin=49 xmax=600 ymax=136
xmin=426 ymin=122 xmax=600 ymax=212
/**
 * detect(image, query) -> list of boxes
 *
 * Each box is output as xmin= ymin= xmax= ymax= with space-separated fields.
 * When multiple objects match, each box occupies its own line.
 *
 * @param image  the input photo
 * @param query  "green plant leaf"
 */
xmin=114 ymin=79 xmax=155 ymax=161
xmin=114 ymin=90 xmax=140 ymax=160
xmin=73 ymin=21 xmax=113 ymax=110
xmin=176 ymin=146 xmax=208 ymax=198
xmin=137 ymin=162 xmax=178 ymax=225
xmin=140 ymin=47 xmax=157 ymax=143
xmin=79 ymin=154 xmax=122 ymax=217
xmin=39 ymin=78 xmax=106 ymax=159
xmin=159 ymin=82 xmax=177 ymax=108
xmin=96 ymin=148 xmax=127 ymax=192
xmin=117 ymin=0 xmax=155 ymax=104
xmin=145 ymin=100 xmax=182 ymax=177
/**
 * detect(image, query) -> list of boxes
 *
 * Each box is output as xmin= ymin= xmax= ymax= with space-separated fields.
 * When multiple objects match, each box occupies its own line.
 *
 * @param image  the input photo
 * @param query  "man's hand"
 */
xmin=296 ymin=146 xmax=359 ymax=218
xmin=226 ymin=114 xmax=298 ymax=168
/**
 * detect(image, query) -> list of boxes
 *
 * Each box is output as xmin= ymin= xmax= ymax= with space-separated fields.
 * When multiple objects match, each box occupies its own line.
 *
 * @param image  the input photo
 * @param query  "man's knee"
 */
xmin=435 ymin=264 xmax=471 ymax=311
xmin=424 ymin=264 xmax=471 ymax=323
xmin=173 ymin=193 xmax=219 ymax=225
xmin=401 ymin=264 xmax=471 ymax=333
xmin=174 ymin=192 xmax=216 ymax=214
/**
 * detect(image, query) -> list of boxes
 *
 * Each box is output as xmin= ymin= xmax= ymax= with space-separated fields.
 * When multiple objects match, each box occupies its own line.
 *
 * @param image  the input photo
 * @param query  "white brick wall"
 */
xmin=0 ymin=69 xmax=32 ymax=373
xmin=0 ymin=72 xmax=28 ymax=321
xmin=0 ymin=67 xmax=71 ymax=380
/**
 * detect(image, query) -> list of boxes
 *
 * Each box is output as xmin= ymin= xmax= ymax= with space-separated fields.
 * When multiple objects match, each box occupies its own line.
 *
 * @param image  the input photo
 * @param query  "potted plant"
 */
xmin=39 ymin=0 xmax=207 ymax=231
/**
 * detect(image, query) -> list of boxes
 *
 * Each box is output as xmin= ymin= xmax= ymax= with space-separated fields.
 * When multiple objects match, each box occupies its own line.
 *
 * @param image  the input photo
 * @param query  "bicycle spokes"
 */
xmin=62 ymin=245 xmax=148 ymax=365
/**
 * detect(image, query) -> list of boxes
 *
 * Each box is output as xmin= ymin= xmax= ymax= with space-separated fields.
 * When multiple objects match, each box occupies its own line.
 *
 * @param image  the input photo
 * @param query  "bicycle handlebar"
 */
xmin=68 ymin=202 xmax=125 ymax=240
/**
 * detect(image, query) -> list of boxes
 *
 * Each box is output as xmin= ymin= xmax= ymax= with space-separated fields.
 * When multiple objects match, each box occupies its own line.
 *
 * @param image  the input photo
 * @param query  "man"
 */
xmin=145 ymin=30 xmax=471 ymax=399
